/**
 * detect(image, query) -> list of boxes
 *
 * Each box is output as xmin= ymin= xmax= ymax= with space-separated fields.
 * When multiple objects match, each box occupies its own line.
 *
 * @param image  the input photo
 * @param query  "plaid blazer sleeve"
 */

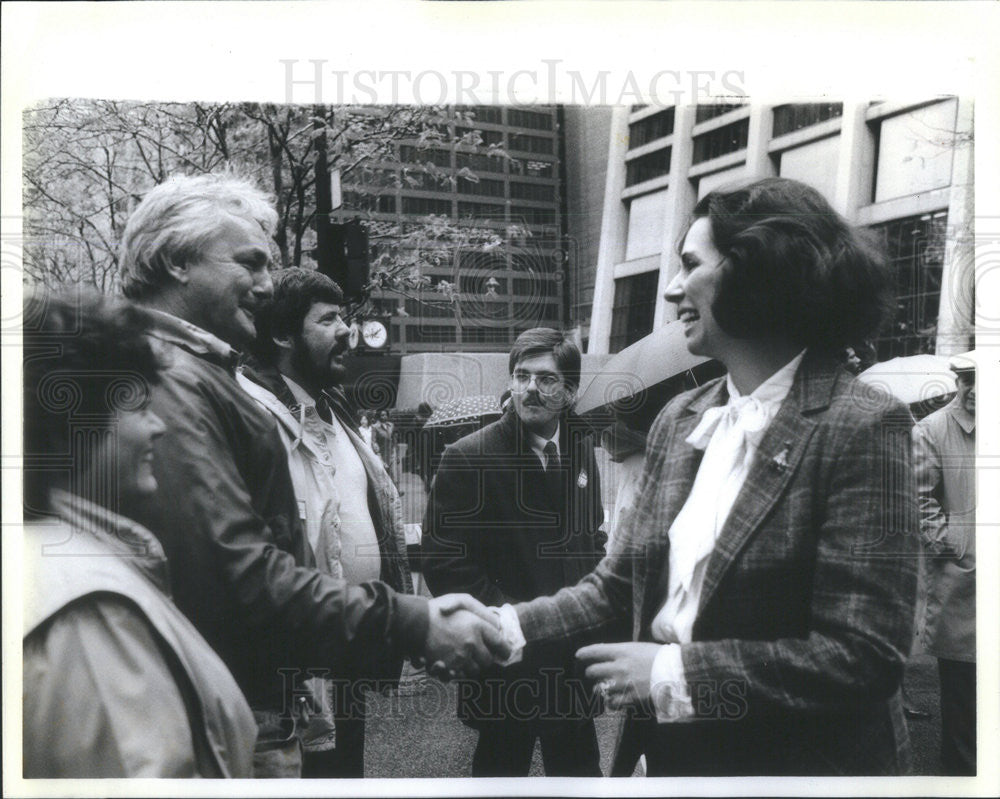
xmin=680 ymin=401 xmax=919 ymax=714
xmin=514 ymin=398 xmax=683 ymax=655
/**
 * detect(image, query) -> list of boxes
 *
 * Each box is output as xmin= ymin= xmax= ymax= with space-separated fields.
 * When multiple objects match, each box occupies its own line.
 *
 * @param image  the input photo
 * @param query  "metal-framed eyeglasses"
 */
xmin=510 ymin=370 xmax=564 ymax=395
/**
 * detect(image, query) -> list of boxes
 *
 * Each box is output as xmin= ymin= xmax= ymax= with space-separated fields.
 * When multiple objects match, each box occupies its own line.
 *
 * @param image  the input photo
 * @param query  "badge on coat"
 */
xmin=577 ymin=469 xmax=588 ymax=488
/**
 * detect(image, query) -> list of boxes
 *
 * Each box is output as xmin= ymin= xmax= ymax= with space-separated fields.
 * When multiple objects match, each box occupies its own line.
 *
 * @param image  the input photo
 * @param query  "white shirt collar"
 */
xmin=527 ymin=425 xmax=560 ymax=465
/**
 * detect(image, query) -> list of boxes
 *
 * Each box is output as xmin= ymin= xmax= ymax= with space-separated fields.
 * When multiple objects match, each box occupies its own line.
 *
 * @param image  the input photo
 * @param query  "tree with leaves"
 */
xmin=22 ymin=100 xmax=526 ymax=322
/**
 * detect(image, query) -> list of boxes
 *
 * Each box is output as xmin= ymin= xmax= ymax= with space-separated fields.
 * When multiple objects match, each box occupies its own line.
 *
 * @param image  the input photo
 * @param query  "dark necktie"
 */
xmin=315 ymin=395 xmax=334 ymax=425
xmin=543 ymin=441 xmax=560 ymax=471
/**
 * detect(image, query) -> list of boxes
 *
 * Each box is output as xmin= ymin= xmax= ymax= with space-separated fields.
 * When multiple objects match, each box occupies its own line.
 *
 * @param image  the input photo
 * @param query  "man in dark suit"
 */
xmin=422 ymin=328 xmax=607 ymax=776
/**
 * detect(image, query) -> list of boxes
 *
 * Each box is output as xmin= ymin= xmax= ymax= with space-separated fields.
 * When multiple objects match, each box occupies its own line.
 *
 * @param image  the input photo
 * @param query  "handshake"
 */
xmin=417 ymin=594 xmax=518 ymax=680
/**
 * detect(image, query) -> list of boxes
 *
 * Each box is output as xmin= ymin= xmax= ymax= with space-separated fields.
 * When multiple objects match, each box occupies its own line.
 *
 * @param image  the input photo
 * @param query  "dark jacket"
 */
xmin=422 ymin=409 xmax=608 ymax=727
xmin=132 ymin=311 xmax=427 ymax=711
xmin=516 ymin=352 xmax=919 ymax=775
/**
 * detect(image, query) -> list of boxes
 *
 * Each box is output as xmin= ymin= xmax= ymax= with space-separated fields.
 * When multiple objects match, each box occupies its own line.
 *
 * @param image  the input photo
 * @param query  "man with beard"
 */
xmin=120 ymin=175 xmax=508 ymax=777
xmin=238 ymin=267 xmax=411 ymax=777
xmin=422 ymin=328 xmax=607 ymax=776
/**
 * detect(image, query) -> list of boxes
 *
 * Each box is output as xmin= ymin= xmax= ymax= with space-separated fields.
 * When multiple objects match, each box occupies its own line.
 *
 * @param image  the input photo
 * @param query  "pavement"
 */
xmin=364 ymin=648 xmax=944 ymax=778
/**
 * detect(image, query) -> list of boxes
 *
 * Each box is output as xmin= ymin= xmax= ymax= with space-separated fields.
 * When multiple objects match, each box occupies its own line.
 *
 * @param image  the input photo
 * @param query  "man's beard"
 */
xmin=291 ymin=335 xmax=347 ymax=391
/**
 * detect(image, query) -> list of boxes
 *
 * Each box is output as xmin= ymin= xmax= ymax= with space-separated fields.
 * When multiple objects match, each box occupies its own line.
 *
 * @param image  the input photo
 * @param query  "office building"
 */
xmin=334 ymin=106 xmax=566 ymax=354
xmin=588 ymin=101 xmax=975 ymax=358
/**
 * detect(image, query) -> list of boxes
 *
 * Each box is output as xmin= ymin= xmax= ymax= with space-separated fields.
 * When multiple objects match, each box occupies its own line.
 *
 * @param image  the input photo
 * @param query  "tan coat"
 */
xmin=913 ymin=397 xmax=976 ymax=662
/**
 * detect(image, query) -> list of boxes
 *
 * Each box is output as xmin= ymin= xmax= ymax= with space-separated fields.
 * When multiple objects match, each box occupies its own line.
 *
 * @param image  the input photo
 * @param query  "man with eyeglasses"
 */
xmin=422 ymin=328 xmax=607 ymax=776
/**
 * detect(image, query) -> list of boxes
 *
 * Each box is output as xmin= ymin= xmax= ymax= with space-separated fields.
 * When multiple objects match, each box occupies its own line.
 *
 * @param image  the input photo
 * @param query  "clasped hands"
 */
xmin=418 ymin=594 xmax=511 ymax=680
xmin=419 ymin=596 xmax=661 ymax=710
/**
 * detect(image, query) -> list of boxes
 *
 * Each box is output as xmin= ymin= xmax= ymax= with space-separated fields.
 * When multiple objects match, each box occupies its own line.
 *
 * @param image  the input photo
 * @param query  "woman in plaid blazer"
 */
xmin=511 ymin=178 xmax=919 ymax=775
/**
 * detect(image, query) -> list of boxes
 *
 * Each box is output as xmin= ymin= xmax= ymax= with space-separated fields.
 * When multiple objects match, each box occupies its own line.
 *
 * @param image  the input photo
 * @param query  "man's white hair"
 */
xmin=119 ymin=172 xmax=278 ymax=300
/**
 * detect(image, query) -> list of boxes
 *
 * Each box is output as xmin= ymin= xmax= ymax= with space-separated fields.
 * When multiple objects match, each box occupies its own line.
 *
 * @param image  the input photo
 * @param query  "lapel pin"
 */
xmin=577 ymin=470 xmax=588 ymax=488
xmin=770 ymin=441 xmax=793 ymax=474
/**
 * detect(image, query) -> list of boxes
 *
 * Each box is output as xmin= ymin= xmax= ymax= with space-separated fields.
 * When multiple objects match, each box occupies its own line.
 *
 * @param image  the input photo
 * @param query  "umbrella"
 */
xmin=423 ymin=394 xmax=502 ymax=428
xmin=857 ymin=353 xmax=956 ymax=406
xmin=575 ymin=321 xmax=712 ymax=415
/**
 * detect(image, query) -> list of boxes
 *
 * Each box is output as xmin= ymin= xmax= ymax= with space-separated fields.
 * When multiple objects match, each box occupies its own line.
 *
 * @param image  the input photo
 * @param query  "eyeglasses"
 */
xmin=510 ymin=371 xmax=563 ymax=395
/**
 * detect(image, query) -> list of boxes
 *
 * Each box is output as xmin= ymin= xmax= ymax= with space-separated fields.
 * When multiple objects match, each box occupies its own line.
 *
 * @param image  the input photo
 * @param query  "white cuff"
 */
xmin=494 ymin=604 xmax=526 ymax=665
xmin=650 ymin=643 xmax=695 ymax=723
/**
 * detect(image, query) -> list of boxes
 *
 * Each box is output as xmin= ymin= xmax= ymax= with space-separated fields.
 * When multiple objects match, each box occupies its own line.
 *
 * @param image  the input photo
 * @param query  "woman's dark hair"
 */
xmin=508 ymin=327 xmax=582 ymax=391
xmin=23 ymin=288 xmax=164 ymax=514
xmin=681 ymin=177 xmax=894 ymax=352
xmin=251 ymin=267 xmax=345 ymax=365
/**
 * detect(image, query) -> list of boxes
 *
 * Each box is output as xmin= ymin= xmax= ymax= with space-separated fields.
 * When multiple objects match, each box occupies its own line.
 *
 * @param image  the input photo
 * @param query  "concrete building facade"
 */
xmin=562 ymin=106 xmax=614 ymax=352
xmin=588 ymin=101 xmax=975 ymax=359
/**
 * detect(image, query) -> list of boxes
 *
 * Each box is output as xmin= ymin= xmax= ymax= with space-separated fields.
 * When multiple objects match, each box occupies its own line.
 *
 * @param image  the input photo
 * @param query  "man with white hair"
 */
xmin=120 ymin=173 xmax=508 ymax=776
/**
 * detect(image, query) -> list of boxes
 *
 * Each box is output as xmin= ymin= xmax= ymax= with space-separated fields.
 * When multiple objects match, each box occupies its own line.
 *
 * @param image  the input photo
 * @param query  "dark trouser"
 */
xmin=938 ymin=658 xmax=976 ymax=775
xmin=472 ymin=718 xmax=601 ymax=777
xmin=301 ymin=716 xmax=365 ymax=778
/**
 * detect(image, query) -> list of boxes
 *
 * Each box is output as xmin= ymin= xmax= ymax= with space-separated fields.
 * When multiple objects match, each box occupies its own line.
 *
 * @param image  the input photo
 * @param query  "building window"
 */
xmin=695 ymin=103 xmax=748 ymax=124
xmin=456 ymin=126 xmax=504 ymax=147
xmin=868 ymin=211 xmax=948 ymax=359
xmin=404 ymin=299 xmax=454 ymax=319
xmin=463 ymin=326 xmax=512 ymax=344
xmin=628 ymin=109 xmax=675 ymax=149
xmin=511 ymin=159 xmax=554 ymax=179
xmin=772 ymin=103 xmax=844 ymax=137
xmin=507 ymin=133 xmax=555 ymax=155
xmin=458 ymin=274 xmax=509 ymax=294
xmin=398 ymin=145 xmax=452 ymax=168
xmin=511 ymin=300 xmax=561 ymax=325
xmin=510 ymin=276 xmax=558 ymax=298
xmin=342 ymin=190 xmax=397 ymax=214
xmin=457 ymin=105 xmax=503 ymax=125
xmin=370 ymin=297 xmax=399 ymax=315
xmin=692 ymin=119 xmax=749 ymax=164
xmin=509 ymin=205 xmax=556 ymax=226
xmin=509 ymin=182 xmax=556 ymax=202
xmin=508 ymin=109 xmax=555 ymax=131
xmin=625 ymin=147 xmax=671 ymax=187
xmin=458 ymin=200 xmax=506 ymax=221
xmin=409 ymin=324 xmax=457 ymax=343
xmin=401 ymin=196 xmax=452 ymax=216
xmin=456 ymin=151 xmax=506 ymax=174
xmin=457 ymin=177 xmax=505 ymax=197
xmin=609 ymin=271 xmax=659 ymax=353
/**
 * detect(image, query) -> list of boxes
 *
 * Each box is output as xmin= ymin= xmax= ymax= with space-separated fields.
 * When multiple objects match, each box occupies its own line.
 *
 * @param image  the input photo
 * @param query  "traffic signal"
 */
xmin=319 ymin=218 xmax=369 ymax=300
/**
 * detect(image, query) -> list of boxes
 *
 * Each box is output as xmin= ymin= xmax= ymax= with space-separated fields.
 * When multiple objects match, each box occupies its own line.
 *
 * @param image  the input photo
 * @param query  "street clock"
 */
xmin=361 ymin=319 xmax=388 ymax=350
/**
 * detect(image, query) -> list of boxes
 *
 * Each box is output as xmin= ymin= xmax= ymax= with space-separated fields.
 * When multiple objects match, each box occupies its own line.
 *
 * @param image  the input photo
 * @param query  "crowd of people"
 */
xmin=21 ymin=173 xmax=976 ymax=779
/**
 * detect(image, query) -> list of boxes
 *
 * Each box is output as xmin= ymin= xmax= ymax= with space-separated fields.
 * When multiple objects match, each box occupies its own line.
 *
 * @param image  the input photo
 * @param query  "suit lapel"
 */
xmin=696 ymin=352 xmax=838 ymax=617
xmin=637 ymin=380 xmax=726 ymax=631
